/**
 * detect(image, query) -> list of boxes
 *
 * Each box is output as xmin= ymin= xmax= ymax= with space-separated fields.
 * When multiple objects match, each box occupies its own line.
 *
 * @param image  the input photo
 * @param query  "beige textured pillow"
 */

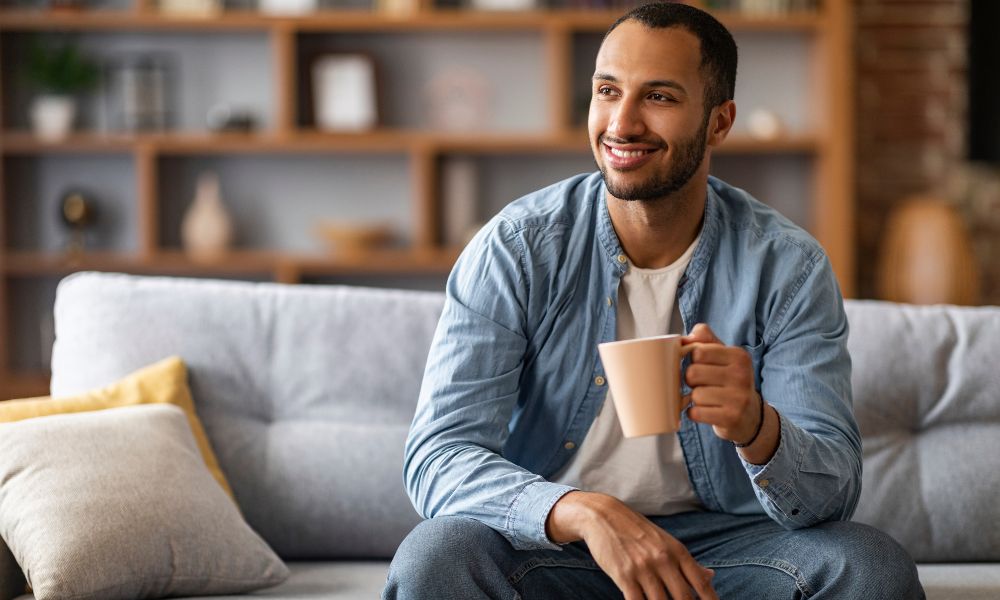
xmin=0 ymin=404 xmax=288 ymax=600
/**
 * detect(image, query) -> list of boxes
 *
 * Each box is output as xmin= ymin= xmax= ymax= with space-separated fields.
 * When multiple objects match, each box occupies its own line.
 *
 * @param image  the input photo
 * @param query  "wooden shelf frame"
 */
xmin=0 ymin=0 xmax=855 ymax=395
xmin=0 ymin=8 xmax=824 ymax=33
xmin=1 ymin=248 xmax=461 ymax=278
xmin=0 ymin=129 xmax=821 ymax=154
xmin=0 ymin=371 xmax=50 ymax=400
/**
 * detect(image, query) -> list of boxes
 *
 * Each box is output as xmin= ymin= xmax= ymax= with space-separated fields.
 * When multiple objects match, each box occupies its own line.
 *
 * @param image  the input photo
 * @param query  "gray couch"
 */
xmin=12 ymin=272 xmax=1000 ymax=598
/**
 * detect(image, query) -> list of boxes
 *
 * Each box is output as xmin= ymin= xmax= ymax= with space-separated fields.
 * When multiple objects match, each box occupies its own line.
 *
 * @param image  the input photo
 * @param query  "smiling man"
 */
xmin=383 ymin=3 xmax=924 ymax=599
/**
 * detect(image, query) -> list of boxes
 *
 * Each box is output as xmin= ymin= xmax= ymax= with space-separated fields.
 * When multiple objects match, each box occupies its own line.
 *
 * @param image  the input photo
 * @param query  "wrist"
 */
xmin=545 ymin=490 xmax=606 ymax=544
xmin=737 ymin=403 xmax=780 ymax=465
xmin=734 ymin=393 xmax=765 ymax=448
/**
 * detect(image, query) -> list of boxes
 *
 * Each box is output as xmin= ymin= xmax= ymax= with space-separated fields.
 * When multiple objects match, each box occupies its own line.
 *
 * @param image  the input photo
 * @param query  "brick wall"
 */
xmin=852 ymin=0 xmax=1000 ymax=302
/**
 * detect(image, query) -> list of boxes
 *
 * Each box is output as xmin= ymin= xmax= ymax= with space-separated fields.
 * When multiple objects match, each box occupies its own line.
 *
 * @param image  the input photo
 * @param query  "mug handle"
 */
xmin=677 ymin=342 xmax=704 ymax=415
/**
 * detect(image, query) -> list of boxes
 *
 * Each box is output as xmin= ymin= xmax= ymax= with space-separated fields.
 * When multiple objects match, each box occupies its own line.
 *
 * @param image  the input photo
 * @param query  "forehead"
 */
xmin=595 ymin=21 xmax=704 ymax=85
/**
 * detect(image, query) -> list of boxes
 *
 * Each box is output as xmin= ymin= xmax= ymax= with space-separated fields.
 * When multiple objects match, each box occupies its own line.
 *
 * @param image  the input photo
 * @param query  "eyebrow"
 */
xmin=592 ymin=72 xmax=688 ymax=95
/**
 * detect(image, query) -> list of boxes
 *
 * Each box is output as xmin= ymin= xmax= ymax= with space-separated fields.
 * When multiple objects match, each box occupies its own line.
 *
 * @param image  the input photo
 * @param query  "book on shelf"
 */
xmin=704 ymin=0 xmax=818 ymax=13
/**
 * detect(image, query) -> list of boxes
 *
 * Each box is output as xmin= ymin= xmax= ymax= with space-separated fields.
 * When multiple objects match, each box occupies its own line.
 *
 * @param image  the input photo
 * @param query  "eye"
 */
xmin=649 ymin=92 xmax=677 ymax=103
xmin=595 ymin=85 xmax=618 ymax=97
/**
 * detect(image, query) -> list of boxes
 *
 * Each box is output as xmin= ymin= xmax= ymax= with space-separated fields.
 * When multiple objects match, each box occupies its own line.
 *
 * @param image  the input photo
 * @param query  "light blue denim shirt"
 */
xmin=404 ymin=172 xmax=861 ymax=551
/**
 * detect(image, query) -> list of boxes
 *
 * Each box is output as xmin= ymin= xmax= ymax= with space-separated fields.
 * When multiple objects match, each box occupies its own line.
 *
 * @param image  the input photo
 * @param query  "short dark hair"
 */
xmin=605 ymin=2 xmax=738 ymax=111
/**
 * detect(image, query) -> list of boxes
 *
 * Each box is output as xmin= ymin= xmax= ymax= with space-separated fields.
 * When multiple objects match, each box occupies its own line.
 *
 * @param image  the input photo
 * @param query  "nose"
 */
xmin=606 ymin=97 xmax=646 ymax=141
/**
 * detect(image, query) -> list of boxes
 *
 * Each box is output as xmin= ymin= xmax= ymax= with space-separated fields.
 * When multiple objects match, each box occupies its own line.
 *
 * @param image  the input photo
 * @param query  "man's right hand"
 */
xmin=546 ymin=491 xmax=717 ymax=600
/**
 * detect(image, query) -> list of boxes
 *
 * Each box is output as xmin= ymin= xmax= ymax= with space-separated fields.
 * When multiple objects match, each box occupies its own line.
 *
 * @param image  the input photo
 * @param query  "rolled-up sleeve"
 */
xmin=403 ymin=216 xmax=576 ymax=551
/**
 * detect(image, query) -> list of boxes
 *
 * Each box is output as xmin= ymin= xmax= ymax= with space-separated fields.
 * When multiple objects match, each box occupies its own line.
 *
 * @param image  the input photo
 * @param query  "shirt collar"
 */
xmin=594 ymin=176 xmax=721 ymax=282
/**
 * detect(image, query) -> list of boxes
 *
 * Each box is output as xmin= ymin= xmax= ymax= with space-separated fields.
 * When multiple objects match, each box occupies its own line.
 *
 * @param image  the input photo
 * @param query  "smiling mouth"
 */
xmin=608 ymin=146 xmax=654 ymax=158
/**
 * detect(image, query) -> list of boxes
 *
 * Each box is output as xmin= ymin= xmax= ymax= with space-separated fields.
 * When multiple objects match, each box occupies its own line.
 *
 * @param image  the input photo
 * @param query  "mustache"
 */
xmin=599 ymin=134 xmax=667 ymax=149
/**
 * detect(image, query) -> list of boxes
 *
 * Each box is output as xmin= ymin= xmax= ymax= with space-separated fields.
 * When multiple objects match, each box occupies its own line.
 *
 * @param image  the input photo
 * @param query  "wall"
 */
xmin=855 ymin=0 xmax=1000 ymax=303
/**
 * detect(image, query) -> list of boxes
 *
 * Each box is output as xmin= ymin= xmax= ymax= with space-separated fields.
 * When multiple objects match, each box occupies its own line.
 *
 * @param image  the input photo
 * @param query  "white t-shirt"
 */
xmin=550 ymin=235 xmax=703 ymax=516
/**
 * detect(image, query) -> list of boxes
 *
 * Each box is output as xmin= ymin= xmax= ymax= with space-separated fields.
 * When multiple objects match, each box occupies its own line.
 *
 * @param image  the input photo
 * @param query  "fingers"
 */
xmin=685 ymin=363 xmax=753 ymax=389
xmin=637 ymin=572 xmax=671 ymax=600
xmin=660 ymin=567 xmax=696 ymax=600
xmin=687 ymin=388 xmax=753 ymax=419
xmin=682 ymin=323 xmax=721 ymax=345
xmin=685 ymin=344 xmax=750 ymax=367
xmin=650 ymin=545 xmax=714 ymax=600
xmin=679 ymin=559 xmax=719 ymax=600
xmin=620 ymin=580 xmax=646 ymax=600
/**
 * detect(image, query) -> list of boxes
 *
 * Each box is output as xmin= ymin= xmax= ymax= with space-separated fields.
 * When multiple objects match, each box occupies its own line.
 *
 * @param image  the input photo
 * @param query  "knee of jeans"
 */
xmin=385 ymin=517 xmax=505 ymax=594
xmin=817 ymin=521 xmax=923 ymax=597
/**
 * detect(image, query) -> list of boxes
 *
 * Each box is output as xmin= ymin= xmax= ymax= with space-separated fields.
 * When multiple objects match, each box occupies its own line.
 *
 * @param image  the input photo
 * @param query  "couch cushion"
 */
xmin=12 ymin=562 xmax=392 ymax=600
xmin=0 ymin=356 xmax=232 ymax=499
xmin=845 ymin=300 xmax=1000 ymax=562
xmin=0 ymin=404 xmax=288 ymax=600
xmin=11 ymin=562 xmax=1000 ymax=600
xmin=917 ymin=564 xmax=1000 ymax=600
xmin=51 ymin=272 xmax=446 ymax=559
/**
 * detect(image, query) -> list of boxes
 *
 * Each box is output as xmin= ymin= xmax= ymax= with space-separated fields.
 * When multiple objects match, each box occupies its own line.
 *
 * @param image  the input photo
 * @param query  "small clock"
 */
xmin=58 ymin=189 xmax=97 ymax=255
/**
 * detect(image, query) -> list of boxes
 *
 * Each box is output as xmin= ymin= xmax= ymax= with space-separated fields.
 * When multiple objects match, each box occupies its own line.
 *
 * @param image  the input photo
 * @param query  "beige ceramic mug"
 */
xmin=597 ymin=334 xmax=694 ymax=438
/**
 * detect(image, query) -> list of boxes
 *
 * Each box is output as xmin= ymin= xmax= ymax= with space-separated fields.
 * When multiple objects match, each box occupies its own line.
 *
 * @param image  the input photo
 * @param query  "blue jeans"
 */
xmin=383 ymin=511 xmax=924 ymax=599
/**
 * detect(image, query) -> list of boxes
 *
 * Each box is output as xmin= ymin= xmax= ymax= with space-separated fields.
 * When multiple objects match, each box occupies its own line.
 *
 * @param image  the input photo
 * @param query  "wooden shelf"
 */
xmin=1 ymin=249 xmax=459 ymax=278
xmin=0 ymin=0 xmax=856 ymax=397
xmin=716 ymin=134 xmax=819 ymax=154
xmin=0 ymin=8 xmax=823 ymax=32
xmin=0 ymin=9 xmax=274 ymax=30
xmin=0 ymin=130 xmax=817 ymax=155
xmin=0 ymin=372 xmax=50 ymax=400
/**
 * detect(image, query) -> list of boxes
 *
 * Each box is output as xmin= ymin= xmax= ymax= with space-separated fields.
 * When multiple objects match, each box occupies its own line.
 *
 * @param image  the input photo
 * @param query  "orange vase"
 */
xmin=877 ymin=198 xmax=981 ymax=305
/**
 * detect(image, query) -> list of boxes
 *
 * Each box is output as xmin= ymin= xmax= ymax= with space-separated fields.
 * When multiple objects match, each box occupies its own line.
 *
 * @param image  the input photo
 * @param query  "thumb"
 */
xmin=684 ymin=323 xmax=720 ymax=344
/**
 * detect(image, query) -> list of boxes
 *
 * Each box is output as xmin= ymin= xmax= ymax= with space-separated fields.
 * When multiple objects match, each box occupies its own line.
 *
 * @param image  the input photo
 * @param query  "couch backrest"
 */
xmin=845 ymin=300 xmax=1000 ymax=562
xmin=51 ymin=272 xmax=445 ymax=559
xmin=52 ymin=274 xmax=1000 ymax=563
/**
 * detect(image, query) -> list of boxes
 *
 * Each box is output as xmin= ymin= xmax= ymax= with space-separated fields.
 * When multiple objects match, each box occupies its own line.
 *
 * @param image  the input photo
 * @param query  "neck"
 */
xmin=607 ymin=176 xmax=707 ymax=270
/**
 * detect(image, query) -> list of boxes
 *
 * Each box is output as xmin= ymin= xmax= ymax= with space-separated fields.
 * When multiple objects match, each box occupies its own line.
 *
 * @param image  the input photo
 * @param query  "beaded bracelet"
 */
xmin=734 ymin=394 xmax=765 ymax=448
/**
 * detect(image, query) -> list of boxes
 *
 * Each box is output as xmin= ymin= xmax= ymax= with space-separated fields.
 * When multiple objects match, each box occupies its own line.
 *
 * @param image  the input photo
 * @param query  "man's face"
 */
xmin=589 ymin=21 xmax=712 ymax=202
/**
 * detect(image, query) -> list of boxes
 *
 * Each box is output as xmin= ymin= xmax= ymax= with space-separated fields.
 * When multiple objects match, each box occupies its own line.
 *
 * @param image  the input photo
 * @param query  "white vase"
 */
xmin=30 ymin=95 xmax=76 ymax=142
xmin=181 ymin=172 xmax=234 ymax=260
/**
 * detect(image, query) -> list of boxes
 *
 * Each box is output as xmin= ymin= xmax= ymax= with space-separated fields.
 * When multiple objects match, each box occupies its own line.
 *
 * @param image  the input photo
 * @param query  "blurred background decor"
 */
xmin=424 ymin=68 xmax=492 ymax=132
xmin=312 ymin=54 xmax=379 ymax=132
xmin=314 ymin=221 xmax=396 ymax=256
xmin=58 ymin=188 xmax=98 ymax=259
xmin=877 ymin=197 xmax=981 ymax=306
xmin=103 ymin=54 xmax=174 ymax=133
xmin=24 ymin=38 xmax=99 ymax=141
xmin=181 ymin=172 xmax=235 ymax=261
xmin=159 ymin=0 xmax=222 ymax=17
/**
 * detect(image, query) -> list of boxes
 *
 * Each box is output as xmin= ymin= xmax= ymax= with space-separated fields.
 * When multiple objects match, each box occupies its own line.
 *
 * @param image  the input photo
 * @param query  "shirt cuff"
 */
xmin=505 ymin=481 xmax=578 ymax=551
xmin=738 ymin=411 xmax=816 ymax=526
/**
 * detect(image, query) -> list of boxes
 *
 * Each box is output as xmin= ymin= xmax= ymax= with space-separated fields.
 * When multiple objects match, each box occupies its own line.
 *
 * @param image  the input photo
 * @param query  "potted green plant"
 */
xmin=24 ymin=39 xmax=99 ymax=141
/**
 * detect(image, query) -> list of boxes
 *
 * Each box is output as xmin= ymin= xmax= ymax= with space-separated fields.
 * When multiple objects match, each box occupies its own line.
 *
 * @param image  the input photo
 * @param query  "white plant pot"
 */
xmin=30 ymin=95 xmax=77 ymax=142
xmin=259 ymin=0 xmax=316 ymax=16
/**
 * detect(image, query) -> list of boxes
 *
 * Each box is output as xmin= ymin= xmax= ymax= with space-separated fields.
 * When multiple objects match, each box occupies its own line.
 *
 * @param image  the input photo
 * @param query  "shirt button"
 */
xmin=758 ymin=479 xmax=770 ymax=488
xmin=594 ymin=375 xmax=606 ymax=386
xmin=617 ymin=254 xmax=627 ymax=264
xmin=606 ymin=296 xmax=613 ymax=307
xmin=564 ymin=441 xmax=576 ymax=450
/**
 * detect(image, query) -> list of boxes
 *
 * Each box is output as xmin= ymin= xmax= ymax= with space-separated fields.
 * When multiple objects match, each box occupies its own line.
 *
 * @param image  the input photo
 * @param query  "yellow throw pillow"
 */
xmin=0 ymin=356 xmax=233 ymax=500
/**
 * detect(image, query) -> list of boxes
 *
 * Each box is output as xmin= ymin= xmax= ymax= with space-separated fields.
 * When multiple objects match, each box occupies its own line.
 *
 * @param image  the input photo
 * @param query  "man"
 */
xmin=384 ymin=3 xmax=924 ymax=598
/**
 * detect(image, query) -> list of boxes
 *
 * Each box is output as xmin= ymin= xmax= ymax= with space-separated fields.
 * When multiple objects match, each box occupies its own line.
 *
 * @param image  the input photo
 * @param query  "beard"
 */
xmin=597 ymin=113 xmax=710 ymax=202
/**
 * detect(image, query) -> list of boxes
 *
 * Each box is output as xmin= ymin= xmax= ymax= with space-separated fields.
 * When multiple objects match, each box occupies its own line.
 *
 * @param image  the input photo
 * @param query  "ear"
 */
xmin=706 ymin=100 xmax=736 ymax=148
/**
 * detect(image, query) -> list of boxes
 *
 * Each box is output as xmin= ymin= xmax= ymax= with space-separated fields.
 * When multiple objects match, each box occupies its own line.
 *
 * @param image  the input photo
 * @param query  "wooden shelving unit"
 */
xmin=0 ymin=0 xmax=854 ymax=399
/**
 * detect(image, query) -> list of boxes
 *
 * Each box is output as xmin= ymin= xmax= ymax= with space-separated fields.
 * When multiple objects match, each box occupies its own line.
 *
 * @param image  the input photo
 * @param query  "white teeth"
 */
xmin=609 ymin=147 xmax=649 ymax=158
